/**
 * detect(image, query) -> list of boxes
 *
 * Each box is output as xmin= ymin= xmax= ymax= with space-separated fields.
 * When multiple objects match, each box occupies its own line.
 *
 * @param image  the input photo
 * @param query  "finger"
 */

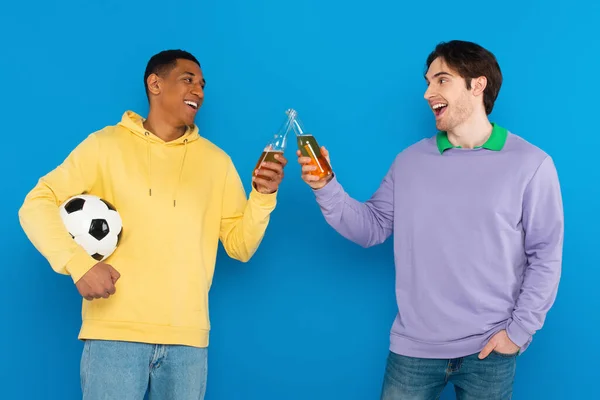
xmin=84 ymin=295 xmax=94 ymax=301
xmin=301 ymin=174 xmax=322 ymax=182
xmin=321 ymin=146 xmax=331 ymax=163
xmin=274 ymin=154 xmax=288 ymax=166
xmin=254 ymin=168 xmax=279 ymax=180
xmin=296 ymin=149 xmax=302 ymax=157
xmin=478 ymin=340 xmax=496 ymax=359
xmin=106 ymin=284 xmax=116 ymax=295
xmin=260 ymin=162 xmax=283 ymax=173
xmin=253 ymin=177 xmax=277 ymax=188
xmin=302 ymin=165 xmax=317 ymax=173
xmin=109 ymin=266 xmax=121 ymax=282
xmin=297 ymin=156 xmax=312 ymax=165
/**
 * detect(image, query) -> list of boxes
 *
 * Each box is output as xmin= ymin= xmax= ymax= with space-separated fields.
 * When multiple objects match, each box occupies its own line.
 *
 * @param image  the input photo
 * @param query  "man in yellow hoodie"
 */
xmin=18 ymin=49 xmax=287 ymax=399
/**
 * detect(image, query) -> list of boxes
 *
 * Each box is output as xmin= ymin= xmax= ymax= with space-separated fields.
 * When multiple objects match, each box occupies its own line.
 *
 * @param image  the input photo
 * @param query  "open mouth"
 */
xmin=432 ymin=103 xmax=448 ymax=118
xmin=184 ymin=100 xmax=198 ymax=110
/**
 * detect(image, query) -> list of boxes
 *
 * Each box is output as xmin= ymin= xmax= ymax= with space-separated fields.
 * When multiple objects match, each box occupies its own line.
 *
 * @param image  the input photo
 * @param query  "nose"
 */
xmin=424 ymin=84 xmax=434 ymax=100
xmin=191 ymin=84 xmax=204 ymax=100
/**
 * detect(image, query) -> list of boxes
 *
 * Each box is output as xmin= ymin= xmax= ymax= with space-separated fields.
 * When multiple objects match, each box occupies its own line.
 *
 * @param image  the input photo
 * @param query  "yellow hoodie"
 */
xmin=18 ymin=111 xmax=277 ymax=347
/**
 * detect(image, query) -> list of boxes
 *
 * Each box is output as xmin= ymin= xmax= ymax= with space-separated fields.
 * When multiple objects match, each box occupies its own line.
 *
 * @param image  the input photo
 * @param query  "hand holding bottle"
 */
xmin=297 ymin=146 xmax=333 ymax=190
xmin=287 ymin=109 xmax=333 ymax=190
xmin=252 ymin=109 xmax=294 ymax=194
xmin=253 ymin=153 xmax=288 ymax=194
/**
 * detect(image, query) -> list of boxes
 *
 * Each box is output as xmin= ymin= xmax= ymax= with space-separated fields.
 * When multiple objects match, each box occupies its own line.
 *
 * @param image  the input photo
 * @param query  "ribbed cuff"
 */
xmin=249 ymin=187 xmax=277 ymax=209
xmin=65 ymin=246 xmax=99 ymax=283
xmin=312 ymin=175 xmax=342 ymax=203
xmin=506 ymin=318 xmax=532 ymax=348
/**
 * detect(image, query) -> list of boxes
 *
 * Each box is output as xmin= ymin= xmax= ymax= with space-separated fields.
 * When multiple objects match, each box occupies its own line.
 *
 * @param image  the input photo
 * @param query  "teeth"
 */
xmin=184 ymin=101 xmax=198 ymax=109
xmin=432 ymin=103 xmax=447 ymax=110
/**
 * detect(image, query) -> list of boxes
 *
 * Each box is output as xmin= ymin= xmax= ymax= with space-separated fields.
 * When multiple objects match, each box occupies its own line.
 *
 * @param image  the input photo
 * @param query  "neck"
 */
xmin=447 ymin=112 xmax=492 ymax=149
xmin=143 ymin=107 xmax=188 ymax=142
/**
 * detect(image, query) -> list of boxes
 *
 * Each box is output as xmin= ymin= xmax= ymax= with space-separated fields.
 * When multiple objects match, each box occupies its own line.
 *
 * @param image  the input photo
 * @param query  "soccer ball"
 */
xmin=59 ymin=194 xmax=123 ymax=262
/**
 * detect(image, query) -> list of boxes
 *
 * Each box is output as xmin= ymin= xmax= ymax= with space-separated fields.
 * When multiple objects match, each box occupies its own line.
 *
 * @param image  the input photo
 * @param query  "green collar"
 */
xmin=436 ymin=123 xmax=508 ymax=154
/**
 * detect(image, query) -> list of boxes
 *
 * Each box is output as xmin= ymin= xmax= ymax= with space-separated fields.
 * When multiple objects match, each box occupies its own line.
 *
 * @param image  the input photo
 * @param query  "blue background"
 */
xmin=1 ymin=0 xmax=598 ymax=398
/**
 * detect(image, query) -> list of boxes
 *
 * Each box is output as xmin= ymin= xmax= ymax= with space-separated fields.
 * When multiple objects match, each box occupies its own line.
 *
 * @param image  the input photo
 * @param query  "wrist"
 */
xmin=506 ymin=319 xmax=531 ymax=348
xmin=311 ymin=173 xmax=335 ymax=191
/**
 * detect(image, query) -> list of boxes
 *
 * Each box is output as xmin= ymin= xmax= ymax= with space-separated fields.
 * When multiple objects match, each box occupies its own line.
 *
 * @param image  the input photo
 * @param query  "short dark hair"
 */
xmin=425 ymin=40 xmax=502 ymax=115
xmin=144 ymin=49 xmax=201 ymax=99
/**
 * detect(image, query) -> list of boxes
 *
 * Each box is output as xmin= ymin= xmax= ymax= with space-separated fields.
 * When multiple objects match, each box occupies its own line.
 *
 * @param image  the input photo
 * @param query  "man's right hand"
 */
xmin=297 ymin=146 xmax=333 ymax=190
xmin=75 ymin=262 xmax=120 ymax=301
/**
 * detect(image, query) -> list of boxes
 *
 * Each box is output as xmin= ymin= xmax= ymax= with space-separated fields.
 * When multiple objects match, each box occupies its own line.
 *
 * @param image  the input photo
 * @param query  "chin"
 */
xmin=180 ymin=115 xmax=196 ymax=127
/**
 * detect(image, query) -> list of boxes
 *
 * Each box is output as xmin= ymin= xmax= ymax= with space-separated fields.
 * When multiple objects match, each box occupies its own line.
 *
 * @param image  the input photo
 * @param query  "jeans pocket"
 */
xmin=491 ymin=349 xmax=519 ymax=358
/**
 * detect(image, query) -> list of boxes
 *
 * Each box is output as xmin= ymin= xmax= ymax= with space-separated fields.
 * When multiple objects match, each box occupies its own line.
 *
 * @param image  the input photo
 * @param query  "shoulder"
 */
xmin=194 ymin=136 xmax=230 ymax=158
xmin=503 ymin=131 xmax=555 ymax=173
xmin=191 ymin=136 xmax=237 ymax=170
xmin=504 ymin=131 xmax=550 ymax=160
xmin=391 ymin=136 xmax=438 ymax=165
xmin=88 ymin=124 xmax=121 ymax=143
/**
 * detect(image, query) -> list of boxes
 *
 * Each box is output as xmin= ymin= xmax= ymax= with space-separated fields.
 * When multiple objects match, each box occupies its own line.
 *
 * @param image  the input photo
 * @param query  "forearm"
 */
xmin=313 ymin=176 xmax=393 ymax=248
xmin=507 ymin=255 xmax=562 ymax=347
xmin=220 ymin=188 xmax=276 ymax=262
xmin=19 ymin=180 xmax=97 ymax=282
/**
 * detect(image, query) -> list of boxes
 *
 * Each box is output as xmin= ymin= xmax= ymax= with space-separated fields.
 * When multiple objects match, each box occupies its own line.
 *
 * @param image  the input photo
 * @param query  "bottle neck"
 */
xmin=292 ymin=117 xmax=310 ymax=136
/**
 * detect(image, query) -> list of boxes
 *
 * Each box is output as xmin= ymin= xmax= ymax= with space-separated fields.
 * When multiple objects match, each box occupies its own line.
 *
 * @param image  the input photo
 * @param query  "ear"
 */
xmin=471 ymin=76 xmax=487 ymax=97
xmin=146 ymin=74 xmax=162 ymax=96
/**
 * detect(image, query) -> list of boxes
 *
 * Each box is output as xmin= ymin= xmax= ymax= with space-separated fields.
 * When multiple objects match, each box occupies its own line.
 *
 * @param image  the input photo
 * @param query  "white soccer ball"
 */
xmin=59 ymin=194 xmax=123 ymax=262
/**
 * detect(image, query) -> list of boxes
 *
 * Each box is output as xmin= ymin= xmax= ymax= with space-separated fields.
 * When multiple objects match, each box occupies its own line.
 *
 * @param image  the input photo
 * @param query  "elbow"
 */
xmin=17 ymin=200 xmax=31 ymax=230
xmin=237 ymin=253 xmax=252 ymax=263
xmin=226 ymin=245 xmax=256 ymax=263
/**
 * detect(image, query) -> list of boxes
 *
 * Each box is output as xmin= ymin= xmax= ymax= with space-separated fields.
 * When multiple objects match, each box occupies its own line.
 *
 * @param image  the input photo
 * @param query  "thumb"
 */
xmin=321 ymin=146 xmax=331 ymax=165
xmin=478 ymin=339 xmax=496 ymax=359
xmin=109 ymin=266 xmax=121 ymax=283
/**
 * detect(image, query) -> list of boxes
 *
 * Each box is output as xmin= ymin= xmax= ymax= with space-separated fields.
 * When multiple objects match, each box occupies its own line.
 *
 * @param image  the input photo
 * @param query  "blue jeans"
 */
xmin=80 ymin=340 xmax=208 ymax=400
xmin=380 ymin=350 xmax=517 ymax=400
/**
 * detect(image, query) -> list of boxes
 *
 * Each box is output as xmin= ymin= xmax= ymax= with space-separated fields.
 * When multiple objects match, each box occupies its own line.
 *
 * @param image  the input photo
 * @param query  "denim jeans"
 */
xmin=80 ymin=340 xmax=208 ymax=400
xmin=380 ymin=350 xmax=517 ymax=400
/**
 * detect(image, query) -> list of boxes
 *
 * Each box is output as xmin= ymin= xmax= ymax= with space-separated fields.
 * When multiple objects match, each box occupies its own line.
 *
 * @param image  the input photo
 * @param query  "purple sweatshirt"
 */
xmin=313 ymin=125 xmax=564 ymax=358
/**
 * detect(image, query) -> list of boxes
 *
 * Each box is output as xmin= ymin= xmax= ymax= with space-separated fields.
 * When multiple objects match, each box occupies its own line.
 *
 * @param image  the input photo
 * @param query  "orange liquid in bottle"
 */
xmin=297 ymin=134 xmax=332 ymax=180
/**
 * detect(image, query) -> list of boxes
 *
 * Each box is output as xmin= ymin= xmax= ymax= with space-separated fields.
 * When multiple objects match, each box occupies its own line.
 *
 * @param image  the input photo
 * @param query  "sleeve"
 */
xmin=506 ymin=156 xmax=564 ymax=348
xmin=312 ymin=162 xmax=395 ymax=248
xmin=219 ymin=157 xmax=277 ymax=262
xmin=18 ymin=133 xmax=101 ymax=283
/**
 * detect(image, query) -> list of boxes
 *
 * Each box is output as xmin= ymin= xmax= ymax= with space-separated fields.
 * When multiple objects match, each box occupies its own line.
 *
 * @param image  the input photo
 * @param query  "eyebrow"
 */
xmin=182 ymin=71 xmax=206 ymax=86
xmin=424 ymin=71 xmax=453 ymax=81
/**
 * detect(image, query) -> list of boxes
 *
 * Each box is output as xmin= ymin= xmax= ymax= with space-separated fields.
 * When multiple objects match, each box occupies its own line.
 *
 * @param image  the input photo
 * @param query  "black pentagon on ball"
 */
xmin=89 ymin=219 xmax=110 ymax=240
xmin=64 ymin=197 xmax=86 ymax=214
xmin=91 ymin=253 xmax=104 ymax=261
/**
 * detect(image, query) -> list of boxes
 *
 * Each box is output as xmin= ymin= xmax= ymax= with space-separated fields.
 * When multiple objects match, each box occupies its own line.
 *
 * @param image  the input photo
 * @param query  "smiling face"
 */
xmin=424 ymin=57 xmax=475 ymax=132
xmin=146 ymin=59 xmax=205 ymax=127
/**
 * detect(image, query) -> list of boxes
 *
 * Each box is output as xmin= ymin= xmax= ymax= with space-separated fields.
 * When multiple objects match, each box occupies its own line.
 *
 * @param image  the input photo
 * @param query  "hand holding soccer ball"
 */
xmin=76 ymin=262 xmax=121 ymax=300
xmin=59 ymin=194 xmax=123 ymax=300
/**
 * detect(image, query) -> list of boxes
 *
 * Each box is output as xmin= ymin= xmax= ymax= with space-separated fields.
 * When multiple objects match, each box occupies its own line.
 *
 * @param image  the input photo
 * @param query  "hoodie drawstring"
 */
xmin=173 ymin=139 xmax=188 ymax=207
xmin=145 ymin=132 xmax=188 ymax=207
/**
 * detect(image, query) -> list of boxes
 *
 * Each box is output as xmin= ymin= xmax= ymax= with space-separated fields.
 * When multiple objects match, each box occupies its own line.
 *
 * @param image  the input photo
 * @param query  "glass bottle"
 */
xmin=253 ymin=109 xmax=296 ymax=180
xmin=288 ymin=109 xmax=332 ymax=180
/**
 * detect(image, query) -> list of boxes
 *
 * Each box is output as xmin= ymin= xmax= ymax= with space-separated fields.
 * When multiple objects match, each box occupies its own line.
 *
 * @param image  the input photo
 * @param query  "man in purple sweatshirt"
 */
xmin=297 ymin=40 xmax=564 ymax=399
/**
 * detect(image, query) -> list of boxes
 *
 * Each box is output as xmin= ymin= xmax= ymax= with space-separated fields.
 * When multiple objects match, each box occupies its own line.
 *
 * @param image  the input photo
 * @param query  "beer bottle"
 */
xmin=288 ymin=109 xmax=333 ymax=181
xmin=254 ymin=109 xmax=296 ymax=181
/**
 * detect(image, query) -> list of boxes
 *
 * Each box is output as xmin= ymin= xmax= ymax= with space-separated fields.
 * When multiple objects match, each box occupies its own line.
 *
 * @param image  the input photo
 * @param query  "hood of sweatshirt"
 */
xmin=117 ymin=111 xmax=201 ymax=206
